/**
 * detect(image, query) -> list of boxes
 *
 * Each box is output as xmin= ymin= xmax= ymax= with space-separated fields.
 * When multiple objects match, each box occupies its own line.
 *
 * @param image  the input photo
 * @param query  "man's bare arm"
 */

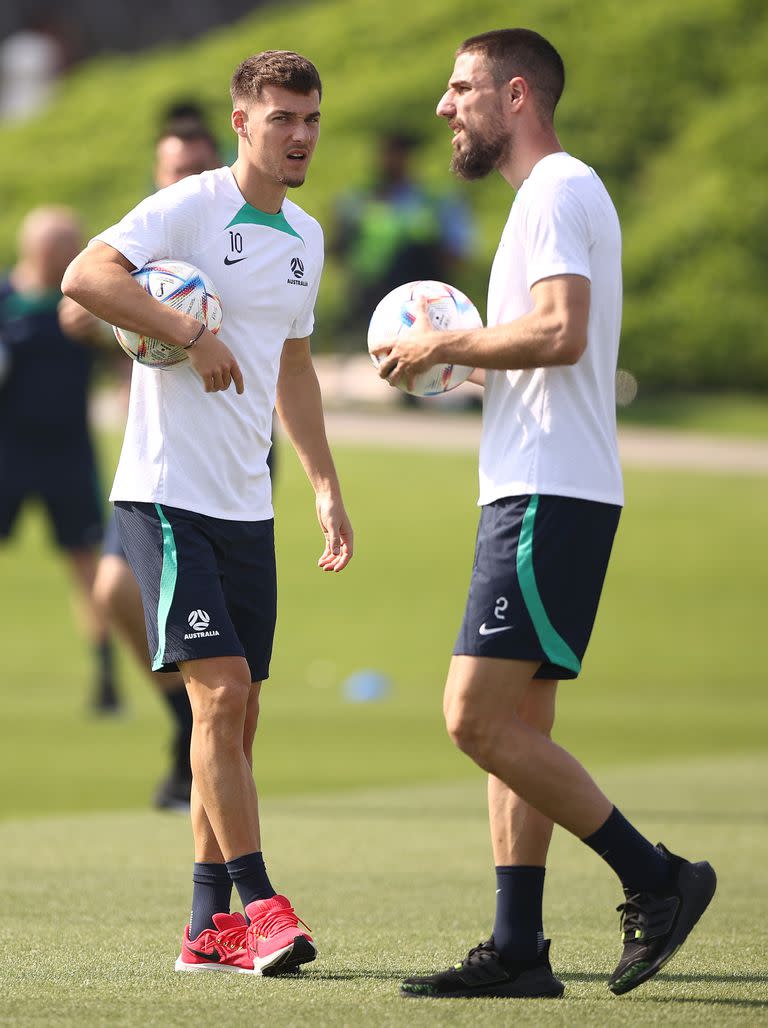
xmin=276 ymin=336 xmax=353 ymax=572
xmin=374 ymin=275 xmax=590 ymax=389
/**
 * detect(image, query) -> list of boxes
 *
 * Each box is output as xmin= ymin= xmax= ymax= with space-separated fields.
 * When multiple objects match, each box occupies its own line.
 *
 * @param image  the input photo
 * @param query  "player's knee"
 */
xmin=445 ymin=703 xmax=495 ymax=762
xmin=193 ymin=678 xmax=250 ymax=736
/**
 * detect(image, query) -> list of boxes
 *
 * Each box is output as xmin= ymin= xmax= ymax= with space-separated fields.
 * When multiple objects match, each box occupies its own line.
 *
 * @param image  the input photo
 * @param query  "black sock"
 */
xmin=94 ymin=638 xmax=119 ymax=704
xmin=492 ymin=866 xmax=545 ymax=962
xmin=226 ymin=851 xmax=276 ymax=911
xmin=582 ymin=806 xmax=675 ymax=893
xmin=161 ymin=685 xmax=193 ymax=779
xmin=190 ymin=862 xmax=232 ymax=939
xmin=96 ymin=637 xmax=113 ymax=673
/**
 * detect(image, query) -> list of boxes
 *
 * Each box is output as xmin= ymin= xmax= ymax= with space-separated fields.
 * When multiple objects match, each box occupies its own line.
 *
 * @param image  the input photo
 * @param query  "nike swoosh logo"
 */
xmin=478 ymin=623 xmax=513 ymax=636
xmin=188 ymin=945 xmax=222 ymax=962
xmin=224 ymin=255 xmax=248 ymax=265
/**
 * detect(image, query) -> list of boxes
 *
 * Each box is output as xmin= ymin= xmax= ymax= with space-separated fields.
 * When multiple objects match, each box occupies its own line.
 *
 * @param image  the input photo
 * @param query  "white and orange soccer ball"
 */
xmin=113 ymin=260 xmax=222 ymax=368
xmin=367 ymin=279 xmax=481 ymax=396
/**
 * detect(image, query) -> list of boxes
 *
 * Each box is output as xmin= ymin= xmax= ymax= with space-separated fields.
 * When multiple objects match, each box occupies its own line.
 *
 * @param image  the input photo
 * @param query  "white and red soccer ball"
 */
xmin=367 ymin=280 xmax=480 ymax=396
xmin=113 ymin=260 xmax=222 ymax=369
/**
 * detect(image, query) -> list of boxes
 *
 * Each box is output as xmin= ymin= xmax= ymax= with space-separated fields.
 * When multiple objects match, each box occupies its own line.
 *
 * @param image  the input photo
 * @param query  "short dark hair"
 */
xmin=230 ymin=50 xmax=322 ymax=106
xmin=156 ymin=121 xmax=219 ymax=151
xmin=457 ymin=29 xmax=564 ymax=119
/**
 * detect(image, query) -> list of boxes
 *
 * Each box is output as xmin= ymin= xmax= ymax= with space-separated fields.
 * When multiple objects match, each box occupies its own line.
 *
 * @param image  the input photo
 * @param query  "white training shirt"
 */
xmin=95 ymin=166 xmax=323 ymax=520
xmin=480 ymin=151 xmax=624 ymax=507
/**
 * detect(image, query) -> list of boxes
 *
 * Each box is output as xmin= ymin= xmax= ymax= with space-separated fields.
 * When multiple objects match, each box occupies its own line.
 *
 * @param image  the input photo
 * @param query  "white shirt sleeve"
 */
xmin=288 ymin=235 xmax=324 ymax=339
xmin=91 ymin=179 xmax=205 ymax=271
xmin=522 ymin=180 xmax=592 ymax=291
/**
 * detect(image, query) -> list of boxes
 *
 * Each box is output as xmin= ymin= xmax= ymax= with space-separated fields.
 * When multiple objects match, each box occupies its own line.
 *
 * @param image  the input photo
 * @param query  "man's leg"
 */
xmin=402 ymin=662 xmax=567 ymax=999
xmin=445 ymin=657 xmax=612 ymax=836
xmin=178 ymin=669 xmax=313 ymax=974
xmin=182 ymin=655 xmax=262 ymax=859
xmin=186 ymin=680 xmax=262 ymax=938
xmin=445 ymin=656 xmax=715 ymax=994
xmin=66 ymin=546 xmax=120 ymax=713
xmin=93 ymin=553 xmax=193 ymax=807
xmin=403 ymin=656 xmax=714 ymax=998
xmin=488 ymin=679 xmax=557 ymax=964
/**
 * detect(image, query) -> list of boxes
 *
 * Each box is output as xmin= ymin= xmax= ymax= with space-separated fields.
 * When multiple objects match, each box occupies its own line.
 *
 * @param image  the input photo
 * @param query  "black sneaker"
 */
xmin=401 ymin=939 xmax=564 ymax=999
xmin=608 ymin=843 xmax=717 ymax=995
xmin=153 ymin=771 xmax=192 ymax=812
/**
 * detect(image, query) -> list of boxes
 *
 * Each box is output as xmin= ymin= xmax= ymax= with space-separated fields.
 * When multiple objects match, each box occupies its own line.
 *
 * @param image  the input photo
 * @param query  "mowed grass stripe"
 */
xmin=0 ymin=754 xmax=766 ymax=1026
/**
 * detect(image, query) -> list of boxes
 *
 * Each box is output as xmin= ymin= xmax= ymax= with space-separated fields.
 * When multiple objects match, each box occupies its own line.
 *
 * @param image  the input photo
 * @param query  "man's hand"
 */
xmin=370 ymin=297 xmax=441 ymax=391
xmin=186 ymin=329 xmax=245 ymax=394
xmin=316 ymin=491 xmax=353 ymax=573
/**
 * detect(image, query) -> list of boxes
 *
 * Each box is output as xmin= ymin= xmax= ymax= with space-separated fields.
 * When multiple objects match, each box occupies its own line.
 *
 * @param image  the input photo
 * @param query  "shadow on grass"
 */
xmin=561 ymin=971 xmax=768 ymax=986
xmin=303 ymin=970 xmax=413 ymax=982
xmin=643 ymin=997 xmax=768 ymax=1010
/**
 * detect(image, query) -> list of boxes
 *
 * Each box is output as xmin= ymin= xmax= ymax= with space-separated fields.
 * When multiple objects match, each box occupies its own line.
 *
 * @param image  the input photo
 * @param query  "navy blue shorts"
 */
xmin=454 ymin=493 xmax=621 ymax=680
xmin=0 ymin=445 xmax=103 ymax=550
xmin=114 ymin=501 xmax=277 ymax=682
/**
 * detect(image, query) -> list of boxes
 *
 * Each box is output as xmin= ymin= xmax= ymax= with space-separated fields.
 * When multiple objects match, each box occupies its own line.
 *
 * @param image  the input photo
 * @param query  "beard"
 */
xmin=450 ymin=129 xmax=508 ymax=180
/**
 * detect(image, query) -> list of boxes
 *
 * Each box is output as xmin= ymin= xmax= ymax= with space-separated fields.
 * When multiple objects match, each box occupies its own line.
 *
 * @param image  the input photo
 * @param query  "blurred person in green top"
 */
xmin=332 ymin=130 xmax=474 ymax=347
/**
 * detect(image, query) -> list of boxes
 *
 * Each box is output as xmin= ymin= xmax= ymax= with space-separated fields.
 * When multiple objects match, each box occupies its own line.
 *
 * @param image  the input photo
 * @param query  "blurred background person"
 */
xmin=154 ymin=114 xmax=223 ymax=188
xmin=0 ymin=206 xmax=119 ymax=710
xmin=91 ymin=113 xmax=222 ymax=811
xmin=332 ymin=130 xmax=474 ymax=348
xmin=0 ymin=14 xmax=70 ymax=122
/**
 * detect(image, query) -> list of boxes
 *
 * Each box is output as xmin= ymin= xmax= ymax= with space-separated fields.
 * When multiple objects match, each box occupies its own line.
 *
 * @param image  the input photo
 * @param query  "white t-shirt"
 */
xmin=95 ymin=166 xmax=323 ymax=520
xmin=480 ymin=151 xmax=624 ymax=507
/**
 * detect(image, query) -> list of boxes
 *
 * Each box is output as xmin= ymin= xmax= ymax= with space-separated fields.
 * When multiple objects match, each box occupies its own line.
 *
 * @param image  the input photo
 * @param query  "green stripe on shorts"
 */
xmin=152 ymin=504 xmax=178 ymax=671
xmin=517 ymin=494 xmax=581 ymax=675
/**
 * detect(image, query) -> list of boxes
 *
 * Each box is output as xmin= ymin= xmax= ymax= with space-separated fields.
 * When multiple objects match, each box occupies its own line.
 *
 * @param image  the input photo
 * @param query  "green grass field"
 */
xmin=617 ymin=391 xmax=768 ymax=437
xmin=0 ymin=439 xmax=766 ymax=1024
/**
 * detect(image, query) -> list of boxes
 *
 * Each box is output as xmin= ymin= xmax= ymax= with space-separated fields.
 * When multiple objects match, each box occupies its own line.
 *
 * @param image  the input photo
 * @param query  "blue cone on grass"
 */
xmin=342 ymin=670 xmax=392 ymax=702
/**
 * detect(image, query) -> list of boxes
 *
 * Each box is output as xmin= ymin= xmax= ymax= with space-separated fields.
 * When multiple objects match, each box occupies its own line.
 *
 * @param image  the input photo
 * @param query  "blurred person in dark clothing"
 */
xmin=0 ymin=205 xmax=118 ymax=710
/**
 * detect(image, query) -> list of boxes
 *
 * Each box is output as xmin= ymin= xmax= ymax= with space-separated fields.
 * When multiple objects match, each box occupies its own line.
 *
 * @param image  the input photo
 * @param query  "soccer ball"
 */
xmin=367 ymin=280 xmax=481 ymax=396
xmin=113 ymin=260 xmax=222 ymax=368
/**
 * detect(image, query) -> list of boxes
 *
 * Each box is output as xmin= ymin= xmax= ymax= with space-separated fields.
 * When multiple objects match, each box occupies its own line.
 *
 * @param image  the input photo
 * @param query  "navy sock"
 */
xmin=190 ymin=862 xmax=232 ymax=940
xmin=492 ymin=866 xmax=545 ymax=963
xmin=94 ymin=638 xmax=118 ymax=702
xmin=226 ymin=851 xmax=276 ymax=911
xmin=96 ymin=637 xmax=114 ymax=675
xmin=582 ymin=807 xmax=675 ymax=892
xmin=161 ymin=685 xmax=193 ymax=778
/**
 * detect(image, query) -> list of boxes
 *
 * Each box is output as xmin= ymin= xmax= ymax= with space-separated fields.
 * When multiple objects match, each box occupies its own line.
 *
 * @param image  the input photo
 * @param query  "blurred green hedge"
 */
xmin=1 ymin=0 xmax=765 ymax=387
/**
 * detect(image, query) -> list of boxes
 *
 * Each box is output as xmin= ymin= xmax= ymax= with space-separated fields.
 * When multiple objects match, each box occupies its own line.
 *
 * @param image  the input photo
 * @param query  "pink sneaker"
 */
xmin=245 ymin=894 xmax=317 ymax=975
xmin=175 ymin=912 xmax=253 ymax=973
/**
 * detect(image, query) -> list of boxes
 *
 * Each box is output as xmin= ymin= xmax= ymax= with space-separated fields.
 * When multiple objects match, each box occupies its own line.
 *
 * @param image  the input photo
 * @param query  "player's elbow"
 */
xmin=60 ymin=254 xmax=89 ymax=303
xmin=544 ymin=309 xmax=587 ymax=365
xmin=553 ymin=327 xmax=587 ymax=365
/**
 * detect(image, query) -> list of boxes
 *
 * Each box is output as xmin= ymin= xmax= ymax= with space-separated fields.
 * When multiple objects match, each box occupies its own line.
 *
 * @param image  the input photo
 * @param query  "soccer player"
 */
xmin=0 ymin=206 xmax=119 ymax=712
xmin=91 ymin=119 xmax=222 ymax=810
xmin=62 ymin=50 xmax=352 ymax=976
xmin=373 ymin=29 xmax=716 ymax=999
